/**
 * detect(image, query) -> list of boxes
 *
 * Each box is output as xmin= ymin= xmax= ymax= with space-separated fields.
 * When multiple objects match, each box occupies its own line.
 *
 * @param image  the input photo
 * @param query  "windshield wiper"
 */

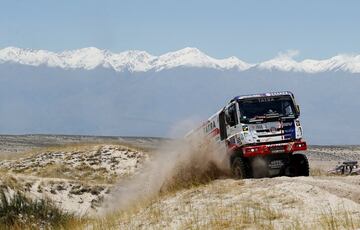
xmin=280 ymin=114 xmax=295 ymax=120
xmin=248 ymin=114 xmax=279 ymax=122
xmin=248 ymin=116 xmax=265 ymax=122
xmin=265 ymin=113 xmax=280 ymax=118
xmin=247 ymin=113 xmax=287 ymax=122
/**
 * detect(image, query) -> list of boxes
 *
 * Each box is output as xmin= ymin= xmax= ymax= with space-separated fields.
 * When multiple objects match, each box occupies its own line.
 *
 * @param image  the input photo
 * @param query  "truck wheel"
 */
xmin=232 ymin=157 xmax=250 ymax=179
xmin=289 ymin=154 xmax=309 ymax=177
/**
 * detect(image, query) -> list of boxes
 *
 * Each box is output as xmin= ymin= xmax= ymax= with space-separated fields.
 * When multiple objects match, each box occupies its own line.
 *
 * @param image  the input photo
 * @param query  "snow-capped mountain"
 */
xmin=2 ymin=46 xmax=360 ymax=73
xmin=0 ymin=47 xmax=253 ymax=72
xmin=258 ymin=53 xmax=360 ymax=73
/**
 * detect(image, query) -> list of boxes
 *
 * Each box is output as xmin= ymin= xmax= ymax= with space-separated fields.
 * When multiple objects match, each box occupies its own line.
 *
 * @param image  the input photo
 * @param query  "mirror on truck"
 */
xmin=219 ymin=110 xmax=227 ymax=140
xmin=296 ymin=104 xmax=301 ymax=116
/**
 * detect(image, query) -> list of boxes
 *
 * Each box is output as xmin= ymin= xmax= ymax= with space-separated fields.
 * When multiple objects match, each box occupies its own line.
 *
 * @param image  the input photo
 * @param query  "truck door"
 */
xmin=219 ymin=110 xmax=227 ymax=140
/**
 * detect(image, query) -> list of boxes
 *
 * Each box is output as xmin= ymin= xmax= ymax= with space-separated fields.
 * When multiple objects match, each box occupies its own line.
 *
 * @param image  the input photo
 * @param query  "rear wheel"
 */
xmin=232 ymin=157 xmax=250 ymax=179
xmin=289 ymin=154 xmax=309 ymax=177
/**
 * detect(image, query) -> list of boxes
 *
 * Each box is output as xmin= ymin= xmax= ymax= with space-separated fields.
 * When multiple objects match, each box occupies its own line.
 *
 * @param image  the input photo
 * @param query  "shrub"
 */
xmin=0 ymin=188 xmax=80 ymax=229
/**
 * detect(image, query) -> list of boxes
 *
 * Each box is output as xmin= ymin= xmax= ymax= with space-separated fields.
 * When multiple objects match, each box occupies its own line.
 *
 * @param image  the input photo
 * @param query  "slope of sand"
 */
xmin=117 ymin=176 xmax=360 ymax=229
xmin=1 ymin=136 xmax=360 ymax=229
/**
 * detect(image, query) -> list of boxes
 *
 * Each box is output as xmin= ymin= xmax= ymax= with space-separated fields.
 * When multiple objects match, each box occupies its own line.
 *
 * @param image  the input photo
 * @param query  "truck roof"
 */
xmin=231 ymin=91 xmax=294 ymax=102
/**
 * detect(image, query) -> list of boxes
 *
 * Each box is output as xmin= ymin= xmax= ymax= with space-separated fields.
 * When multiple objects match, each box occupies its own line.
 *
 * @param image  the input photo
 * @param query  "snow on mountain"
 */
xmin=0 ymin=47 xmax=108 ymax=70
xmin=0 ymin=46 xmax=252 ymax=72
xmin=152 ymin=47 xmax=253 ymax=71
xmin=1 ymin=46 xmax=360 ymax=73
xmin=257 ymin=50 xmax=360 ymax=73
xmin=106 ymin=50 xmax=156 ymax=72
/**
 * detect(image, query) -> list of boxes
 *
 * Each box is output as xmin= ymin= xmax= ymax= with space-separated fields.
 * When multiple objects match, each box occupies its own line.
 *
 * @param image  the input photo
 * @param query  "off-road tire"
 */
xmin=231 ymin=157 xmax=250 ymax=179
xmin=289 ymin=154 xmax=309 ymax=177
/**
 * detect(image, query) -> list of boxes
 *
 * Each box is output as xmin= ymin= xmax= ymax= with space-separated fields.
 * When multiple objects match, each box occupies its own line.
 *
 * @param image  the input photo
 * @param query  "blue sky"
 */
xmin=1 ymin=0 xmax=359 ymax=62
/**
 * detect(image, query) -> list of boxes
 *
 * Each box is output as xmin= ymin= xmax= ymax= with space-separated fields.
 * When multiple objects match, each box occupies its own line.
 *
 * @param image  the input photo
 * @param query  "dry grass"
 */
xmin=180 ymin=200 xmax=282 ymax=230
xmin=85 ymin=188 xmax=284 ymax=230
xmin=160 ymin=163 xmax=226 ymax=194
xmin=0 ymin=174 xmax=22 ymax=191
xmin=85 ymin=199 xmax=360 ymax=230
xmin=310 ymin=167 xmax=328 ymax=176
xmin=0 ymin=141 xmax=146 ymax=161
xmin=0 ymin=143 xmax=92 ymax=162
xmin=82 ymin=178 xmax=275 ymax=229
xmin=0 ymin=143 xmax=143 ymax=183
xmin=80 ymin=176 xmax=360 ymax=230
xmin=0 ymin=151 xmax=37 ymax=161
xmin=319 ymin=205 xmax=360 ymax=230
xmin=34 ymin=162 xmax=115 ymax=184
xmin=0 ymin=188 xmax=84 ymax=230
xmin=23 ymin=143 xmax=102 ymax=159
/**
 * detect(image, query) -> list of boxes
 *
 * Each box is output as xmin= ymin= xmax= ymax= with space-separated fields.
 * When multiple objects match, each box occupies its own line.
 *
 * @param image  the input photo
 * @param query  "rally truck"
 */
xmin=186 ymin=91 xmax=309 ymax=179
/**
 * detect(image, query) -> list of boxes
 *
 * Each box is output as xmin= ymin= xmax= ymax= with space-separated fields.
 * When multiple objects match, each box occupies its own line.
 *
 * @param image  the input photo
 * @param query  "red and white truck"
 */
xmin=186 ymin=91 xmax=309 ymax=178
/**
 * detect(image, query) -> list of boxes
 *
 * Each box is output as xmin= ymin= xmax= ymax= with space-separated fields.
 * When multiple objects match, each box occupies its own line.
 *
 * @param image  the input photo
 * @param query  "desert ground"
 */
xmin=0 ymin=135 xmax=359 ymax=229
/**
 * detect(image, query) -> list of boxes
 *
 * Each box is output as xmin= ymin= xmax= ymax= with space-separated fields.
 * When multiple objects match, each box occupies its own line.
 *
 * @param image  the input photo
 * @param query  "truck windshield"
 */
xmin=238 ymin=96 xmax=296 ymax=123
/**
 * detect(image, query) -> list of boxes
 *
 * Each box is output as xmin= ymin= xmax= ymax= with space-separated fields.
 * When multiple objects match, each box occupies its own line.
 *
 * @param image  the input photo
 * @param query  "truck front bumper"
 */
xmin=242 ymin=141 xmax=307 ymax=157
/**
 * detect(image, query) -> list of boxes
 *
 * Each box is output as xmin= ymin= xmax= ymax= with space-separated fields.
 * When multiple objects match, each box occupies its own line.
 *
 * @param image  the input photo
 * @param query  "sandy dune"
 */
xmin=0 ymin=143 xmax=148 ymax=215
xmin=1 ymin=135 xmax=360 ymax=229
xmin=117 ymin=176 xmax=360 ymax=229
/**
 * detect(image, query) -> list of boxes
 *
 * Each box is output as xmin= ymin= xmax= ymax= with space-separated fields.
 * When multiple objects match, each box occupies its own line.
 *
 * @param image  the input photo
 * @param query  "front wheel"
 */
xmin=231 ymin=157 xmax=250 ymax=179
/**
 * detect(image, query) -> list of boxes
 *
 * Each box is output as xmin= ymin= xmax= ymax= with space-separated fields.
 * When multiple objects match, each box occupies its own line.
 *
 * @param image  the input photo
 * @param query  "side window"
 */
xmin=226 ymin=103 xmax=238 ymax=127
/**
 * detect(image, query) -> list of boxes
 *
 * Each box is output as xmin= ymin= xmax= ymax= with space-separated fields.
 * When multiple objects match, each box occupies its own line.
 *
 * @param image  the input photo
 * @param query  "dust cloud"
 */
xmin=101 ymin=125 xmax=230 ymax=214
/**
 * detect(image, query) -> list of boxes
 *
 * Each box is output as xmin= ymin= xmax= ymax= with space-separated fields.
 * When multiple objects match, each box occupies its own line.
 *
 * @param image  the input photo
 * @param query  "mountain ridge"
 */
xmin=1 ymin=46 xmax=360 ymax=73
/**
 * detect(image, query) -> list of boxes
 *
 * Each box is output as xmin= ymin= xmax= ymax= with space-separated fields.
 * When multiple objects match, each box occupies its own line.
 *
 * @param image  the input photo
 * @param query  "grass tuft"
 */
xmin=0 ymin=188 xmax=82 ymax=230
xmin=310 ymin=167 xmax=328 ymax=176
xmin=319 ymin=205 xmax=360 ymax=230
